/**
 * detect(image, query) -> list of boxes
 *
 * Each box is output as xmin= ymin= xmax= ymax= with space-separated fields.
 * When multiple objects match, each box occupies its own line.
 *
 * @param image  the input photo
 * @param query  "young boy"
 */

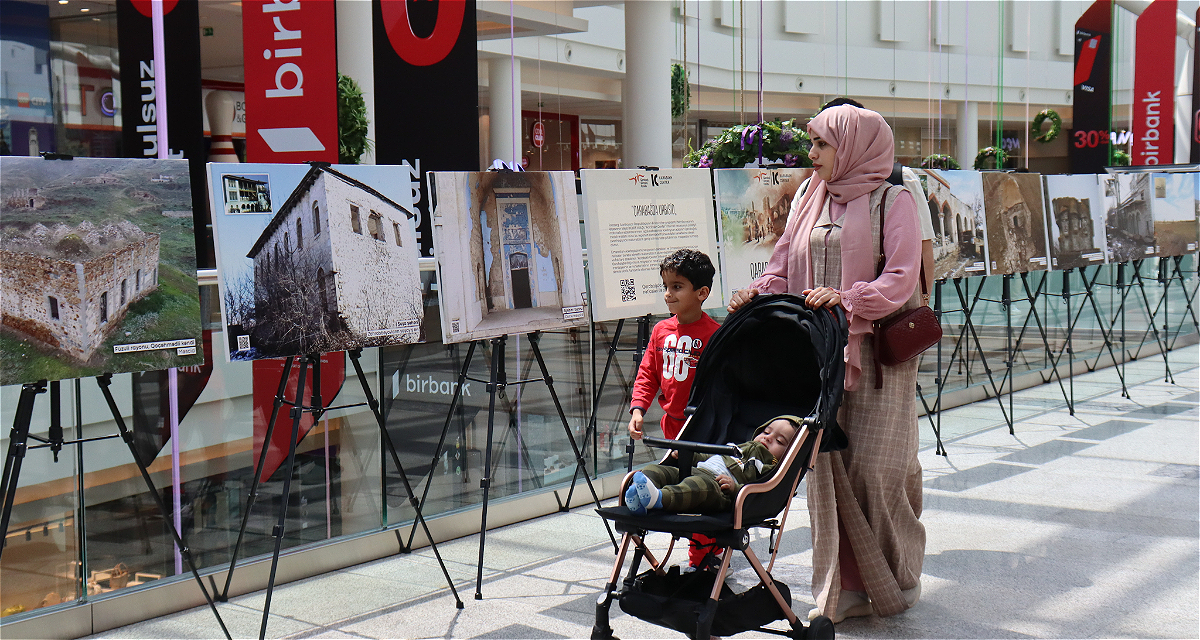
xmin=627 ymin=248 xmax=721 ymax=569
xmin=628 ymin=249 xmax=720 ymax=442
xmin=624 ymin=417 xmax=799 ymax=515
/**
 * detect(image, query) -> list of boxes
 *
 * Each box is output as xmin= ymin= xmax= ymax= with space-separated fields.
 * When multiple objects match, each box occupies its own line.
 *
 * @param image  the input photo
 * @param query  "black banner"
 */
xmin=1069 ymin=0 xmax=1112 ymax=173
xmin=116 ymin=0 xmax=211 ymax=267
xmin=373 ymin=0 xmax=479 ymax=257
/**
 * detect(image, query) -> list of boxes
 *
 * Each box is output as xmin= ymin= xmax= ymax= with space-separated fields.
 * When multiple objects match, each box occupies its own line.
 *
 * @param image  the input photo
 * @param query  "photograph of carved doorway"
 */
xmin=430 ymin=171 xmax=588 ymax=344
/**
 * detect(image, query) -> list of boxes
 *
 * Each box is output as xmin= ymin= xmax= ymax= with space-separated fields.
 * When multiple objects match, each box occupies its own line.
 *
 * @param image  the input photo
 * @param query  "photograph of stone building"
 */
xmin=1149 ymin=172 xmax=1198 ymax=258
xmin=1044 ymin=173 xmax=1107 ymax=271
xmin=430 ymin=171 xmax=587 ymax=345
xmin=1102 ymin=173 xmax=1156 ymax=263
xmin=982 ymin=172 xmax=1049 ymax=275
xmin=210 ymin=163 xmax=424 ymax=361
xmin=922 ymin=169 xmax=988 ymax=279
xmin=0 ymin=156 xmax=204 ymax=386
xmin=715 ymin=167 xmax=810 ymax=298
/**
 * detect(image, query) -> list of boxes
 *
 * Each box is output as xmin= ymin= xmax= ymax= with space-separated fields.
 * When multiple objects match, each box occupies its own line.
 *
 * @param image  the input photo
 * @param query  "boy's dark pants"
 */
xmin=641 ymin=463 xmax=733 ymax=513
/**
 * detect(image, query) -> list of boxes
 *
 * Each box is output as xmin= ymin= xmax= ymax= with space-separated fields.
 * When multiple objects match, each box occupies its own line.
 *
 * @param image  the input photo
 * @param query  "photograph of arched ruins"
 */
xmin=981 ymin=172 xmax=1049 ymax=275
xmin=922 ymin=169 xmax=989 ymax=279
xmin=715 ymin=167 xmax=811 ymax=297
xmin=1149 ymin=172 xmax=1199 ymax=258
xmin=1102 ymin=173 xmax=1156 ymax=263
xmin=1044 ymin=174 xmax=1107 ymax=271
xmin=430 ymin=171 xmax=587 ymax=344
xmin=209 ymin=163 xmax=425 ymax=361
xmin=0 ymin=157 xmax=203 ymax=386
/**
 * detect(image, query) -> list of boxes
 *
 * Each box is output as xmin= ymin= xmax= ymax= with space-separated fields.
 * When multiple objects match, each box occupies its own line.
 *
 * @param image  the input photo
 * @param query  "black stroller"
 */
xmin=592 ymin=294 xmax=848 ymax=640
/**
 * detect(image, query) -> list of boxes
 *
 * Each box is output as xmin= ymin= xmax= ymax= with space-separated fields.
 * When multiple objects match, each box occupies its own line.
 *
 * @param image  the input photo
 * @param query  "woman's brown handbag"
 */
xmin=872 ymin=186 xmax=942 ymax=385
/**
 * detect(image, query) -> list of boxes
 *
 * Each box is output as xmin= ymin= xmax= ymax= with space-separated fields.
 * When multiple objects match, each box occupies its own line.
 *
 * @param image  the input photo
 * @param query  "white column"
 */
xmin=489 ymin=58 xmax=522 ymax=168
xmin=336 ymin=0 xmax=375 ymax=164
xmin=957 ymin=101 xmax=979 ymax=168
xmin=623 ymin=1 xmax=673 ymax=169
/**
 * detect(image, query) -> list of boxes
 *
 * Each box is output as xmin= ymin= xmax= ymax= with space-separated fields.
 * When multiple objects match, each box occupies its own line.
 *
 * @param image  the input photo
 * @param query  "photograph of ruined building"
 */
xmin=981 ymin=172 xmax=1049 ymax=275
xmin=210 ymin=163 xmax=424 ymax=361
xmin=1044 ymin=174 xmax=1107 ymax=271
xmin=1149 ymin=172 xmax=1199 ymax=258
xmin=0 ymin=157 xmax=203 ymax=386
xmin=715 ymin=167 xmax=811 ymax=296
xmin=921 ymin=169 xmax=989 ymax=279
xmin=1102 ymin=172 xmax=1156 ymax=263
xmin=430 ymin=171 xmax=587 ymax=345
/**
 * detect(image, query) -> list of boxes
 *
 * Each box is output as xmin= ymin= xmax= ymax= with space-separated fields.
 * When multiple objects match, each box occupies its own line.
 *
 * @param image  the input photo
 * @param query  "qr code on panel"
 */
xmin=237 ymin=335 xmax=250 ymax=351
xmin=620 ymin=278 xmax=636 ymax=302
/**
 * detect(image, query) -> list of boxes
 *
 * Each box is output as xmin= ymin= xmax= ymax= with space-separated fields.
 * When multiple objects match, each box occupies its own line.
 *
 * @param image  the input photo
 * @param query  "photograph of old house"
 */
xmin=222 ymin=174 xmax=272 ymax=214
xmin=1102 ymin=173 xmax=1156 ymax=263
xmin=209 ymin=163 xmax=425 ymax=361
xmin=981 ymin=172 xmax=1049 ymax=275
xmin=921 ymin=169 xmax=989 ymax=279
xmin=1149 ymin=172 xmax=1198 ymax=257
xmin=429 ymin=171 xmax=587 ymax=344
xmin=1044 ymin=174 xmax=1107 ymax=271
xmin=0 ymin=157 xmax=204 ymax=386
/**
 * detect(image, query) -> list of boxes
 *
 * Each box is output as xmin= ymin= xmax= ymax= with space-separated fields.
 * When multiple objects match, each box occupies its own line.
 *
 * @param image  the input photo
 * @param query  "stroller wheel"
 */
xmin=795 ymin=615 xmax=835 ymax=640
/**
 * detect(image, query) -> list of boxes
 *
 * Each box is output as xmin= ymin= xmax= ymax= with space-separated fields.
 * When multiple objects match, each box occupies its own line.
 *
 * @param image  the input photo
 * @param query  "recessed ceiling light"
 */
xmin=80 ymin=7 xmax=89 ymax=11
xmin=58 ymin=0 xmax=68 ymax=4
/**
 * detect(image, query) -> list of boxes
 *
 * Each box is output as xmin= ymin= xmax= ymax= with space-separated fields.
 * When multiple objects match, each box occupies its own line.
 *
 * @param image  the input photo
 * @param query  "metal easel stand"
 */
xmin=915 ymin=279 xmax=946 ymax=456
xmin=0 ymin=378 xmax=231 ymax=640
xmin=562 ymin=314 xmax=651 ymax=508
xmin=1163 ymin=255 xmax=1200 ymax=349
xmin=1126 ymin=259 xmax=1175 ymax=384
xmin=933 ymin=276 xmax=1012 ymax=432
xmin=215 ymin=352 xmax=461 ymax=640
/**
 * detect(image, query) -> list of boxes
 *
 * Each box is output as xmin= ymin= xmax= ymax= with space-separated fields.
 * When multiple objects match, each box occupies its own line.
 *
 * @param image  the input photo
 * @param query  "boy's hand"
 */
xmin=628 ymin=409 xmax=645 ymax=440
xmin=728 ymin=288 xmax=759 ymax=313
xmin=716 ymin=474 xmax=737 ymax=495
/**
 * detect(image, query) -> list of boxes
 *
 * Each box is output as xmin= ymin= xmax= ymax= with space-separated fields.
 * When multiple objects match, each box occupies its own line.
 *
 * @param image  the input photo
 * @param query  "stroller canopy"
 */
xmin=684 ymin=293 xmax=848 ymax=453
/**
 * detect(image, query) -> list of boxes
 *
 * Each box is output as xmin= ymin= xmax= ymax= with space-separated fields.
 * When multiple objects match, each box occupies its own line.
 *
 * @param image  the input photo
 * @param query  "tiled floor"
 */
xmin=88 ymin=345 xmax=1198 ymax=639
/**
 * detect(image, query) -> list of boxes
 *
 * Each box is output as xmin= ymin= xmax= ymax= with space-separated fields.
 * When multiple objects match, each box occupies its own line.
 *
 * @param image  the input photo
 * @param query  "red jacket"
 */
xmin=630 ymin=313 xmax=720 ymax=439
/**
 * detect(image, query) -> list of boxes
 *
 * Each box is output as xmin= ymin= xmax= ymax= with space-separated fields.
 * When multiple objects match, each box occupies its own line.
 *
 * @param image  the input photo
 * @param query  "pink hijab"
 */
xmin=751 ymin=105 xmax=920 ymax=390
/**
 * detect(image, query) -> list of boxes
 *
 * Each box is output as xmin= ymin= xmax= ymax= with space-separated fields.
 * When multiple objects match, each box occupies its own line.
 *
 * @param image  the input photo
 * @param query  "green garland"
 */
xmin=973 ymin=146 xmax=1009 ymax=170
xmin=671 ymin=64 xmax=690 ymax=119
xmin=683 ymin=119 xmax=812 ymax=168
xmin=1030 ymin=108 xmax=1062 ymax=144
xmin=919 ymin=154 xmax=961 ymax=170
xmin=1111 ymin=150 xmax=1131 ymax=167
xmin=337 ymin=73 xmax=371 ymax=164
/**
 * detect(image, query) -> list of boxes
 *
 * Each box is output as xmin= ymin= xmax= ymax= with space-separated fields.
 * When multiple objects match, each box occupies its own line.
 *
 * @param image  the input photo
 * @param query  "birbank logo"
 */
xmin=243 ymin=0 xmax=337 ymax=161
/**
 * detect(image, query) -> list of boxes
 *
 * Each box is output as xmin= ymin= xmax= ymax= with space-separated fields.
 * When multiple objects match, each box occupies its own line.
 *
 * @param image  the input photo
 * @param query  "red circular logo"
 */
xmin=532 ymin=122 xmax=545 ymax=148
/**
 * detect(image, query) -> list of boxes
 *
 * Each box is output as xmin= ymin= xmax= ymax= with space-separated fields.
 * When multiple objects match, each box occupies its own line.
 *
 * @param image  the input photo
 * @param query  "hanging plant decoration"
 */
xmin=671 ymin=63 xmax=690 ymax=119
xmin=973 ymin=146 xmax=1009 ymax=170
xmin=1030 ymin=108 xmax=1062 ymax=144
xmin=684 ymin=119 xmax=812 ymax=168
xmin=919 ymin=154 xmax=961 ymax=170
xmin=1111 ymin=150 xmax=1132 ymax=167
xmin=338 ymin=73 xmax=371 ymax=164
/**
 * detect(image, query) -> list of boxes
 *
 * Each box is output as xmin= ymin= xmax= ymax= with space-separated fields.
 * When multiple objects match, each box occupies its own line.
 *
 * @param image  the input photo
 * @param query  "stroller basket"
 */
xmin=620 ymin=566 xmax=793 ymax=637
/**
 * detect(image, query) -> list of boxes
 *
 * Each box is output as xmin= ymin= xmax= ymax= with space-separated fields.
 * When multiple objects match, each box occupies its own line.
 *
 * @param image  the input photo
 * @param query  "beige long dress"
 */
xmin=806 ymin=185 xmax=925 ymax=618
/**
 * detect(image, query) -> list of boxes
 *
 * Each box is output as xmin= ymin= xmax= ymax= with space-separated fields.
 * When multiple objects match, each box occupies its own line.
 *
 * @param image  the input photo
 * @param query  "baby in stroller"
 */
xmin=625 ymin=418 xmax=799 ymax=516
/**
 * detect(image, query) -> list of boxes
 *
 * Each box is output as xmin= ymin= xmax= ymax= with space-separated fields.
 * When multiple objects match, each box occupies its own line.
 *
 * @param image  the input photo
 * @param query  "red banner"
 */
xmin=242 ymin=0 xmax=338 ymax=162
xmin=252 ymin=354 xmax=346 ymax=480
xmin=1132 ymin=0 xmax=1176 ymax=165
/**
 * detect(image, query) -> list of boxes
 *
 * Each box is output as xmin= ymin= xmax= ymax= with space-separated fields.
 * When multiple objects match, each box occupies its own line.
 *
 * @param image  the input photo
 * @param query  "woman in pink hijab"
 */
xmin=729 ymin=105 xmax=925 ymax=624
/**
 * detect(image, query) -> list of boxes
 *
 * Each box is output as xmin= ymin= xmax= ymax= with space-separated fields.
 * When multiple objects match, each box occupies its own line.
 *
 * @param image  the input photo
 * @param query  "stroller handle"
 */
xmin=641 ymin=437 xmax=741 ymax=458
